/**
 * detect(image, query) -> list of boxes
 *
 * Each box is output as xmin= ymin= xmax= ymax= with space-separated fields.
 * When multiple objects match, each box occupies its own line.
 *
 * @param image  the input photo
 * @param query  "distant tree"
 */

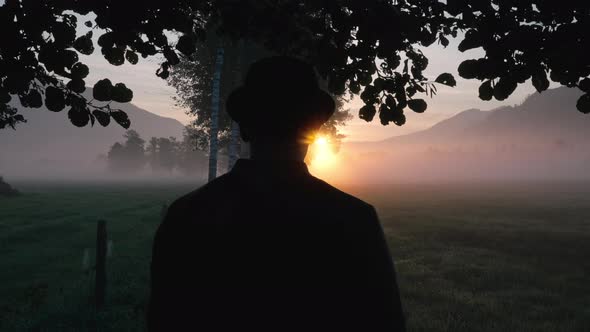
xmin=316 ymin=98 xmax=353 ymax=154
xmin=176 ymin=126 xmax=208 ymax=176
xmin=107 ymin=142 xmax=126 ymax=172
xmin=146 ymin=137 xmax=160 ymax=172
xmin=1 ymin=1 xmax=588 ymax=132
xmin=123 ymin=130 xmax=146 ymax=166
xmin=168 ymin=38 xmax=255 ymax=179
xmin=156 ymin=137 xmax=178 ymax=173
xmin=107 ymin=130 xmax=146 ymax=172
xmin=168 ymin=44 xmax=227 ymax=152
xmin=143 ymin=127 xmax=207 ymax=176
xmin=0 ymin=176 xmax=19 ymax=197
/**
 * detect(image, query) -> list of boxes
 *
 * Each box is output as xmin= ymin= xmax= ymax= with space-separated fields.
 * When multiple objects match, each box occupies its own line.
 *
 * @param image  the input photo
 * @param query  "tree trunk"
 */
xmin=228 ymin=40 xmax=245 ymax=170
xmin=208 ymin=46 xmax=224 ymax=182
xmin=228 ymin=121 xmax=241 ymax=168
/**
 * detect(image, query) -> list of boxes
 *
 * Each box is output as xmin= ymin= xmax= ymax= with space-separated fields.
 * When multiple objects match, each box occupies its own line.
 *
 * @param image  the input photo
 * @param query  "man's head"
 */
xmin=226 ymin=56 xmax=335 ymax=148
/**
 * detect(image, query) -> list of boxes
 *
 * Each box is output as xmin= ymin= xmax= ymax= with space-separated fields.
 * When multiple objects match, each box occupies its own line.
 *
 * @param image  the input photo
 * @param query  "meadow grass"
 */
xmin=1 ymin=180 xmax=589 ymax=331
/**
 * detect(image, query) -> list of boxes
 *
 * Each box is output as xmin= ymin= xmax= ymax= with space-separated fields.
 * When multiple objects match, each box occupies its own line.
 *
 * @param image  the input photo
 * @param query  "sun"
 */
xmin=315 ymin=136 xmax=329 ymax=147
xmin=309 ymin=135 xmax=338 ymax=169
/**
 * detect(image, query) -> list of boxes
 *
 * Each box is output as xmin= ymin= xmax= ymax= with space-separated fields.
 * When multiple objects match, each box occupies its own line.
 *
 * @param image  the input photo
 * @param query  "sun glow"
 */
xmin=309 ymin=135 xmax=338 ymax=170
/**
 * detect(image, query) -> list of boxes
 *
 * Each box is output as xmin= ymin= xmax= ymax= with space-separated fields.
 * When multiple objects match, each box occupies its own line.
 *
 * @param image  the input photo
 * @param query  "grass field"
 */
xmin=1 ymin=180 xmax=589 ymax=331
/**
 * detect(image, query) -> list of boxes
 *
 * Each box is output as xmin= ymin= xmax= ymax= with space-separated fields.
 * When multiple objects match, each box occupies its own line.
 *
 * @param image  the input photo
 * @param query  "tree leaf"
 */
xmin=45 ymin=86 xmax=66 ymax=112
xmin=4 ymin=74 xmax=30 ymax=95
xmin=102 ymin=47 xmax=125 ymax=66
xmin=163 ymin=47 xmax=180 ymax=65
xmin=532 ymin=71 xmax=550 ymax=93
xmin=97 ymin=32 xmax=114 ymax=49
xmin=479 ymin=80 xmax=493 ymax=101
xmin=359 ymin=104 xmax=376 ymax=122
xmin=579 ymin=78 xmax=590 ymax=93
xmin=493 ymin=78 xmax=517 ymax=101
xmin=439 ymin=35 xmax=449 ymax=47
xmin=0 ymin=87 xmax=11 ymax=104
xmin=110 ymin=110 xmax=131 ymax=129
xmin=385 ymin=95 xmax=397 ymax=109
xmin=68 ymin=106 xmax=90 ymax=127
xmin=51 ymin=21 xmax=76 ymax=46
xmin=20 ymin=90 xmax=43 ymax=108
xmin=379 ymin=104 xmax=390 ymax=125
xmin=73 ymin=32 xmax=94 ymax=55
xmin=93 ymin=79 xmax=113 ymax=101
xmin=125 ymin=50 xmax=139 ymax=65
xmin=458 ymin=59 xmax=479 ymax=79
xmin=71 ymin=63 xmax=89 ymax=79
xmin=577 ymin=94 xmax=590 ymax=114
xmin=156 ymin=63 xmax=170 ymax=79
xmin=360 ymin=85 xmax=379 ymax=104
xmin=408 ymin=99 xmax=427 ymax=113
xmin=60 ymin=50 xmax=79 ymax=69
xmin=435 ymin=73 xmax=456 ymax=87
xmin=349 ymin=81 xmax=361 ymax=94
xmin=176 ymin=35 xmax=197 ymax=56
xmin=66 ymin=79 xmax=86 ymax=93
xmin=445 ymin=0 xmax=468 ymax=16
xmin=458 ymin=29 xmax=481 ymax=52
xmin=92 ymin=110 xmax=111 ymax=127
xmin=392 ymin=109 xmax=406 ymax=126
xmin=357 ymin=72 xmax=372 ymax=86
xmin=111 ymin=83 xmax=133 ymax=103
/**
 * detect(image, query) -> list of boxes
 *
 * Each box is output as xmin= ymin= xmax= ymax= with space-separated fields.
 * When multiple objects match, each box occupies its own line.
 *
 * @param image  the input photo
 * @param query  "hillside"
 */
xmin=334 ymin=87 xmax=590 ymax=183
xmin=0 ymin=90 xmax=186 ymax=177
xmin=382 ymin=87 xmax=588 ymax=145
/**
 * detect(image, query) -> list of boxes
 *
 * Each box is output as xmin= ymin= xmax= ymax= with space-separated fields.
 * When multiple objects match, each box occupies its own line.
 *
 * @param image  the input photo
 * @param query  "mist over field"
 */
xmin=1 ymin=87 xmax=589 ymax=186
xmin=0 ymin=90 xmax=205 ymax=181
xmin=317 ymin=87 xmax=590 ymax=184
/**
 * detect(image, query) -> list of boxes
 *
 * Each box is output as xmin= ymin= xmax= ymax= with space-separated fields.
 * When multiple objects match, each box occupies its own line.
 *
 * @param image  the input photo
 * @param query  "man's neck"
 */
xmin=249 ymin=143 xmax=308 ymax=162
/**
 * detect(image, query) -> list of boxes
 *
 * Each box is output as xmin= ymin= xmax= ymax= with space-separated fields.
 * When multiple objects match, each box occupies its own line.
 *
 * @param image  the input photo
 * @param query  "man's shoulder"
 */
xmin=164 ymin=172 xmax=377 ymax=221
xmin=166 ymin=173 xmax=236 ymax=215
xmin=306 ymin=175 xmax=375 ymax=213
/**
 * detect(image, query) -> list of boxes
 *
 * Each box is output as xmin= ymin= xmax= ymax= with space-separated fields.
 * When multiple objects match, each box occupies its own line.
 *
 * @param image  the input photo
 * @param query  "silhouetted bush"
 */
xmin=0 ymin=176 xmax=19 ymax=197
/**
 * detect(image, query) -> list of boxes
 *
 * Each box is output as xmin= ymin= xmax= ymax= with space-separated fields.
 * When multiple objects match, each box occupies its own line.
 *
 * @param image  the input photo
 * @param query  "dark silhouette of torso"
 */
xmin=148 ymin=159 xmax=405 ymax=331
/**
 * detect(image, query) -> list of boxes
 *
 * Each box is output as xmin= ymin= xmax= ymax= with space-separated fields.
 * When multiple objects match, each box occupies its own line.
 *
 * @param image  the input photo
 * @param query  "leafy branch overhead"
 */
xmin=0 ymin=1 xmax=588 ymax=131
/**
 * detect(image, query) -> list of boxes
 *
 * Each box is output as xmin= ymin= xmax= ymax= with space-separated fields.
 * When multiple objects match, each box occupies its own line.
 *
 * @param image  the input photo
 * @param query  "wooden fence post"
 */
xmin=95 ymin=219 xmax=107 ymax=310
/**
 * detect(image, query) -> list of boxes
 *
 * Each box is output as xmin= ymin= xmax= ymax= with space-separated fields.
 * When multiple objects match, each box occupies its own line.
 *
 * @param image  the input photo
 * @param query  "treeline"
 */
xmin=105 ymin=129 xmax=207 ymax=175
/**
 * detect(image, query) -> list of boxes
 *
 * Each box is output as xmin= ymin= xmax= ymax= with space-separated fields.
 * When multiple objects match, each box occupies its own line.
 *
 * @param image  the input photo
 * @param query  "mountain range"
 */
xmin=351 ymin=87 xmax=589 ymax=147
xmin=334 ymin=87 xmax=590 ymax=182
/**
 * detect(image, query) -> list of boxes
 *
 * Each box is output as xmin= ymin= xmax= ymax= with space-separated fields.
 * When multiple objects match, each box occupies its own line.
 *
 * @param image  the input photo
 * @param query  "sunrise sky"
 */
xmin=80 ymin=36 xmax=540 ymax=142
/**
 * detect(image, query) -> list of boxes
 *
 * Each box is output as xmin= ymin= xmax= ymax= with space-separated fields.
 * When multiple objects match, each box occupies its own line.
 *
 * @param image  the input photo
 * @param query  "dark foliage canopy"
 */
xmin=1 ymin=0 xmax=588 ymax=130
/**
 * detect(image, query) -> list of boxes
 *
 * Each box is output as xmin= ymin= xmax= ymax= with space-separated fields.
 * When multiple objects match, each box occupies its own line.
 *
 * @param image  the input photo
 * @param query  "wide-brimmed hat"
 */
xmin=226 ymin=56 xmax=335 ymax=137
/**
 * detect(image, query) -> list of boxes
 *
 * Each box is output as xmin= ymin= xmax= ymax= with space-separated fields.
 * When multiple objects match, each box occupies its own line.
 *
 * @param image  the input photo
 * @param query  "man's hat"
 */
xmin=226 ymin=56 xmax=335 ymax=138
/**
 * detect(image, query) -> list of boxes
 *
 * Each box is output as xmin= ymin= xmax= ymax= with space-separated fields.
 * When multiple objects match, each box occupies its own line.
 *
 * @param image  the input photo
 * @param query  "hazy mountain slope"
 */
xmin=380 ymin=108 xmax=492 ymax=145
xmin=0 ymin=90 xmax=186 ymax=176
xmin=370 ymin=87 xmax=589 ymax=147
xmin=469 ymin=87 xmax=588 ymax=140
xmin=332 ymin=87 xmax=590 ymax=183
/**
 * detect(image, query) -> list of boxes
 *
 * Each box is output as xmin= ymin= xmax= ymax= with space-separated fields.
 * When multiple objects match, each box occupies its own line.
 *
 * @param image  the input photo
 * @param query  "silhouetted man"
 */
xmin=148 ymin=56 xmax=405 ymax=331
